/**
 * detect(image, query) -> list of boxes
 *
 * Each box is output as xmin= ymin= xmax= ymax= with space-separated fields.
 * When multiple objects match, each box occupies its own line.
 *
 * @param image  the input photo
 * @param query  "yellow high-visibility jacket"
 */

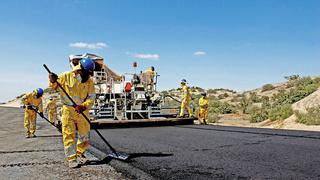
xmin=181 ymin=84 xmax=191 ymax=102
xmin=199 ymin=97 xmax=209 ymax=109
xmin=145 ymin=68 xmax=155 ymax=78
xmin=22 ymin=92 xmax=43 ymax=112
xmin=46 ymin=100 xmax=57 ymax=111
xmin=49 ymin=70 xmax=95 ymax=109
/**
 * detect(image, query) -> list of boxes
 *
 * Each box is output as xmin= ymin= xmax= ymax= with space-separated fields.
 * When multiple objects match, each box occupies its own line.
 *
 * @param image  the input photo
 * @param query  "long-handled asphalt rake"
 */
xmin=21 ymin=105 xmax=62 ymax=132
xmin=43 ymin=64 xmax=130 ymax=161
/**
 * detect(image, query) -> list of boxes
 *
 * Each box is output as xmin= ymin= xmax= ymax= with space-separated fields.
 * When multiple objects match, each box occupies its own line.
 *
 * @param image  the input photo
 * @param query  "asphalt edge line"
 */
xmin=88 ymin=145 xmax=156 ymax=180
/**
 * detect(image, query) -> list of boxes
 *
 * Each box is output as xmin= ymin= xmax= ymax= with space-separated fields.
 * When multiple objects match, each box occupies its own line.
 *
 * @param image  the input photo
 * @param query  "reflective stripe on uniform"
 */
xmin=61 ymin=96 xmax=83 ymax=106
xmin=88 ymin=93 xmax=96 ymax=100
xmin=78 ymin=134 xmax=89 ymax=143
xmin=64 ymin=144 xmax=76 ymax=157
xmin=62 ymin=101 xmax=75 ymax=106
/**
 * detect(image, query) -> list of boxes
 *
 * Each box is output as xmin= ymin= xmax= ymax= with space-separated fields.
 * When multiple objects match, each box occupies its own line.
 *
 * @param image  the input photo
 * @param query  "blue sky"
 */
xmin=0 ymin=0 xmax=319 ymax=102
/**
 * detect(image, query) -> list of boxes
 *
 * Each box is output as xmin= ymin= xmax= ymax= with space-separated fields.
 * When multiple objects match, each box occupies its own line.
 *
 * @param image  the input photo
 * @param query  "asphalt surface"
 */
xmin=0 ymin=107 xmax=125 ymax=180
xmin=4 ymin=106 xmax=320 ymax=179
xmin=90 ymin=123 xmax=320 ymax=179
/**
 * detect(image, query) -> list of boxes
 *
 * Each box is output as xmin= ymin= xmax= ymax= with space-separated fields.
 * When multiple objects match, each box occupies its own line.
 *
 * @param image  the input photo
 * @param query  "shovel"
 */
xmin=43 ymin=64 xmax=129 ymax=161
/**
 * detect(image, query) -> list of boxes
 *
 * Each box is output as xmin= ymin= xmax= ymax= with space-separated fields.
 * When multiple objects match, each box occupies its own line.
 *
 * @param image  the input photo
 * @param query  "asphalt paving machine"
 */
xmin=67 ymin=53 xmax=180 ymax=121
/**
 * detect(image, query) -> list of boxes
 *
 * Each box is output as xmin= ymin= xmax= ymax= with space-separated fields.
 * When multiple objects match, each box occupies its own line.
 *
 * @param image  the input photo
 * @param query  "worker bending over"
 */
xmin=46 ymin=97 xmax=57 ymax=125
xmin=22 ymin=88 xmax=44 ymax=138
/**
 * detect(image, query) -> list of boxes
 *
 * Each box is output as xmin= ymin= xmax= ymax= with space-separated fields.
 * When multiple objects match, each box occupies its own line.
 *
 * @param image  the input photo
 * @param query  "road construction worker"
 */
xmin=198 ymin=92 xmax=209 ymax=125
xmin=142 ymin=66 xmax=156 ymax=91
xmin=179 ymin=79 xmax=193 ymax=117
xmin=21 ymin=88 xmax=44 ymax=138
xmin=145 ymin=66 xmax=156 ymax=79
xmin=49 ymin=58 xmax=95 ymax=168
xmin=46 ymin=97 xmax=57 ymax=125
xmin=69 ymin=54 xmax=82 ymax=69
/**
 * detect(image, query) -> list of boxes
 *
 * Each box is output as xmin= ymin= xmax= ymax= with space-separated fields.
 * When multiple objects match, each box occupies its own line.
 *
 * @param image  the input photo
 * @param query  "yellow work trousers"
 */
xmin=24 ymin=110 xmax=37 ymax=135
xmin=61 ymin=106 xmax=90 ymax=161
xmin=198 ymin=108 xmax=208 ymax=124
xmin=48 ymin=110 xmax=56 ymax=124
xmin=180 ymin=100 xmax=192 ymax=117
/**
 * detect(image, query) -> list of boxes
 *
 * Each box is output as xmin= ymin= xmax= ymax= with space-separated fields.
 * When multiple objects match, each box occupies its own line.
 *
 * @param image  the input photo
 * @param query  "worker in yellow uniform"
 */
xmin=46 ymin=97 xmax=57 ymax=125
xmin=21 ymin=88 xmax=44 ymax=138
xmin=198 ymin=92 xmax=209 ymax=125
xmin=145 ymin=66 xmax=155 ymax=79
xmin=49 ymin=58 xmax=95 ymax=168
xmin=179 ymin=79 xmax=193 ymax=117
xmin=144 ymin=66 xmax=156 ymax=91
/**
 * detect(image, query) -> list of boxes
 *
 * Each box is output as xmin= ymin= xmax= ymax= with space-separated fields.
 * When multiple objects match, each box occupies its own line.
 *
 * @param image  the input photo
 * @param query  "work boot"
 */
xmin=77 ymin=154 xmax=88 ymax=165
xmin=30 ymin=134 xmax=37 ymax=138
xmin=25 ymin=134 xmax=30 ymax=138
xmin=68 ymin=160 xmax=79 ymax=168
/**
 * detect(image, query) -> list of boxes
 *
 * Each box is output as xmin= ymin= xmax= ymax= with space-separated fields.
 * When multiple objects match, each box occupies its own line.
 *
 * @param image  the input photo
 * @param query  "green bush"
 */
xmin=239 ymin=97 xmax=251 ymax=114
xmin=207 ymin=113 xmax=220 ymax=123
xmin=313 ymin=77 xmax=320 ymax=84
xmin=218 ymin=93 xmax=229 ymax=99
xmin=262 ymin=84 xmax=275 ymax=92
xmin=261 ymin=96 xmax=270 ymax=105
xmin=207 ymin=88 xmax=236 ymax=95
xmin=269 ymin=104 xmax=293 ymax=121
xmin=272 ymin=83 xmax=319 ymax=106
xmin=210 ymin=100 xmax=236 ymax=114
xmin=249 ymin=92 xmax=261 ymax=103
xmin=295 ymin=107 xmax=320 ymax=125
xmin=284 ymin=75 xmax=300 ymax=81
xmin=286 ymin=76 xmax=318 ymax=89
xmin=247 ymin=105 xmax=268 ymax=123
xmin=207 ymin=89 xmax=217 ymax=94
xmin=293 ymin=77 xmax=313 ymax=87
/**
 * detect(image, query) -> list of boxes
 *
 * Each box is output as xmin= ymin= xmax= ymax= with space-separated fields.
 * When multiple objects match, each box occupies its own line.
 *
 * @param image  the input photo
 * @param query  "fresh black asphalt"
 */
xmin=90 ymin=124 xmax=320 ymax=179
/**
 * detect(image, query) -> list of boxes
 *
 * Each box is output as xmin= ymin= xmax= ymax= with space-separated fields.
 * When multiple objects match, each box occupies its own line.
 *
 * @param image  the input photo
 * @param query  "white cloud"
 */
xmin=133 ymin=53 xmax=160 ymax=60
xmin=193 ymin=51 xmax=207 ymax=56
xmin=69 ymin=42 xmax=108 ymax=49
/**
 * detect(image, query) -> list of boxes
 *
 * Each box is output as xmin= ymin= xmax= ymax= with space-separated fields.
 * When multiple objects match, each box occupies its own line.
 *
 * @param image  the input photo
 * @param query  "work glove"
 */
xmin=39 ymin=112 xmax=44 ymax=118
xmin=74 ymin=105 xmax=86 ymax=113
xmin=49 ymin=73 xmax=58 ymax=83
